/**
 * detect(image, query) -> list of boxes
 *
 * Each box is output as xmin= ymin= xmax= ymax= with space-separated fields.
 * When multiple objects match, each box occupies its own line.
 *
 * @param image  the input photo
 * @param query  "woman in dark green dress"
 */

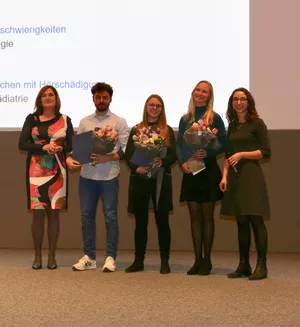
xmin=220 ymin=87 xmax=271 ymax=280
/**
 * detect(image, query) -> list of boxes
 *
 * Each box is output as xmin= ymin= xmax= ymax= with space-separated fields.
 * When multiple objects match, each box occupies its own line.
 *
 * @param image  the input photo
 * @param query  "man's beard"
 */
xmin=96 ymin=103 xmax=109 ymax=112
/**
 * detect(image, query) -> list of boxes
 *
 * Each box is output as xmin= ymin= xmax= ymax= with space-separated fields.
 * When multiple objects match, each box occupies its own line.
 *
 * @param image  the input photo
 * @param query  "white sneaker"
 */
xmin=102 ymin=256 xmax=116 ymax=272
xmin=72 ymin=255 xmax=97 ymax=271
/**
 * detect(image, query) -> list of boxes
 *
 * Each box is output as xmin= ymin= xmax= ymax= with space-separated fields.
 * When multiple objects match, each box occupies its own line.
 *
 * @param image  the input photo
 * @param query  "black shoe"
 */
xmin=227 ymin=263 xmax=252 ymax=278
xmin=198 ymin=260 xmax=212 ymax=276
xmin=32 ymin=261 xmax=42 ymax=270
xmin=160 ymin=260 xmax=170 ymax=274
xmin=47 ymin=262 xmax=57 ymax=270
xmin=47 ymin=255 xmax=57 ymax=270
xmin=248 ymin=262 xmax=268 ymax=280
xmin=125 ymin=261 xmax=144 ymax=273
xmin=187 ymin=262 xmax=201 ymax=275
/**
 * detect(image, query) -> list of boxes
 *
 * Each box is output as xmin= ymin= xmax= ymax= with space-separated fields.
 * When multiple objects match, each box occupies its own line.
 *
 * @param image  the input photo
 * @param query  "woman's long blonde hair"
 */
xmin=136 ymin=94 xmax=170 ymax=145
xmin=183 ymin=80 xmax=215 ymax=124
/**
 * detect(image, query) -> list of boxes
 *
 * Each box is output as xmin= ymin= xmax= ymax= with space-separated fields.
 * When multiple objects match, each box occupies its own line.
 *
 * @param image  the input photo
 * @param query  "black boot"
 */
xmin=198 ymin=259 xmax=212 ymax=275
xmin=227 ymin=259 xmax=252 ymax=278
xmin=248 ymin=216 xmax=268 ymax=280
xmin=160 ymin=258 xmax=170 ymax=274
xmin=187 ymin=260 xmax=202 ymax=275
xmin=125 ymin=259 xmax=144 ymax=273
xmin=248 ymin=258 xmax=268 ymax=280
xmin=228 ymin=216 xmax=252 ymax=278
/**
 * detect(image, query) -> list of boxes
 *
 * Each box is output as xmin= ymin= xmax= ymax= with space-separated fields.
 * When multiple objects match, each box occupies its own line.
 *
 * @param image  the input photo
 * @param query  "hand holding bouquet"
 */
xmin=183 ymin=119 xmax=218 ymax=174
xmin=131 ymin=126 xmax=167 ymax=178
xmin=90 ymin=125 xmax=118 ymax=166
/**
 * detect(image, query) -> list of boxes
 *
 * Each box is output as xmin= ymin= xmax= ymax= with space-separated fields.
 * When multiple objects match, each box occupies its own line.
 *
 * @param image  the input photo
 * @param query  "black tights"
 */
xmin=236 ymin=215 xmax=268 ymax=262
xmin=187 ymin=201 xmax=215 ymax=264
xmin=32 ymin=209 xmax=60 ymax=264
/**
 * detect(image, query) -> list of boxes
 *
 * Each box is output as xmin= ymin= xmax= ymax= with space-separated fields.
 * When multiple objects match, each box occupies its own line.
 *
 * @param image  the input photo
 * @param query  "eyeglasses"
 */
xmin=233 ymin=97 xmax=248 ymax=103
xmin=148 ymin=103 xmax=162 ymax=109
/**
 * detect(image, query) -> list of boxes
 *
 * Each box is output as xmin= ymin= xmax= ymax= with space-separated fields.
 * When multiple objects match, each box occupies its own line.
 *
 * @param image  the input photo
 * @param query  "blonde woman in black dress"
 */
xmin=220 ymin=87 xmax=270 ymax=280
xmin=177 ymin=81 xmax=226 ymax=275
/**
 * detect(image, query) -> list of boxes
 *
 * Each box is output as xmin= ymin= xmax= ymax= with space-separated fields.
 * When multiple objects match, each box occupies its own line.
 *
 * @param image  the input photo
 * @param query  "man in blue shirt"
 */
xmin=67 ymin=82 xmax=129 ymax=272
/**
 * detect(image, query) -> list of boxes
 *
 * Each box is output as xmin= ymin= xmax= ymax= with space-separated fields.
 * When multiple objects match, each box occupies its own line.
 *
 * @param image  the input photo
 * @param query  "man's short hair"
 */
xmin=91 ymin=82 xmax=113 ymax=97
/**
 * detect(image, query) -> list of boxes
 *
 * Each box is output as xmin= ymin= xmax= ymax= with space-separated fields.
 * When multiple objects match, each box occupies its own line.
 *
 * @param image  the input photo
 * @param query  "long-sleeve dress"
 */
xmin=19 ymin=113 xmax=74 ymax=210
xmin=125 ymin=123 xmax=177 ymax=214
xmin=220 ymin=118 xmax=271 ymax=217
xmin=176 ymin=106 xmax=226 ymax=203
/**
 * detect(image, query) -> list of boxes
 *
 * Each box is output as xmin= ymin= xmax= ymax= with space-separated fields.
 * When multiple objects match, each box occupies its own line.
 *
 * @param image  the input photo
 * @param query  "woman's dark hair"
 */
xmin=226 ymin=87 xmax=259 ymax=122
xmin=34 ymin=85 xmax=61 ymax=116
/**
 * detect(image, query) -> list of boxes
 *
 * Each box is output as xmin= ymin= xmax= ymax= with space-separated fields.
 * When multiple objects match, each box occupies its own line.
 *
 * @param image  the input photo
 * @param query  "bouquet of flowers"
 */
xmin=183 ymin=119 xmax=218 ymax=174
xmin=90 ymin=125 xmax=118 ymax=166
xmin=131 ymin=126 xmax=167 ymax=178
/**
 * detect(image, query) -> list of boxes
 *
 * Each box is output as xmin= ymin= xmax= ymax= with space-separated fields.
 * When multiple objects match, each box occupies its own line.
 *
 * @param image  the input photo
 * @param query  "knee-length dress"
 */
xmin=220 ymin=118 xmax=271 ymax=217
xmin=19 ymin=113 xmax=74 ymax=210
xmin=176 ymin=106 xmax=226 ymax=203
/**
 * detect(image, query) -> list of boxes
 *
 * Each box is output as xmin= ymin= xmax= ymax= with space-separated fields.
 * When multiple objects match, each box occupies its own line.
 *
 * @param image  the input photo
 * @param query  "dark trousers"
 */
xmin=133 ymin=177 xmax=171 ymax=260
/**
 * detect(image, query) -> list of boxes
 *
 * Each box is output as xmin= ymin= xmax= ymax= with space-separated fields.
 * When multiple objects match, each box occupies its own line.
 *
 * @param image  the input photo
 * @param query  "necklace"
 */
xmin=237 ymin=122 xmax=245 ymax=130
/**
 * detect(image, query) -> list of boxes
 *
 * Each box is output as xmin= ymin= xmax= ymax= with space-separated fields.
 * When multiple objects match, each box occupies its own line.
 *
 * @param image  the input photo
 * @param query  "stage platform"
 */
xmin=0 ymin=249 xmax=299 ymax=327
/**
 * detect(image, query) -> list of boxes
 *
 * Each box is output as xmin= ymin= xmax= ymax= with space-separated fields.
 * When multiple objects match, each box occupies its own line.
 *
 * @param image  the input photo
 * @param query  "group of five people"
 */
xmin=18 ymin=80 xmax=270 ymax=281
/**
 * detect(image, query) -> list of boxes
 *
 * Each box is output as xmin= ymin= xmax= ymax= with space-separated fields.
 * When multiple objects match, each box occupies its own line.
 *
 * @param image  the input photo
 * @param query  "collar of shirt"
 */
xmin=92 ymin=109 xmax=112 ymax=120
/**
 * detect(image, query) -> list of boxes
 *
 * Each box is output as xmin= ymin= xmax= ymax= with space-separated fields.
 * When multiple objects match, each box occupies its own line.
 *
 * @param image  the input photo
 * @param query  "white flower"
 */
xmin=151 ymin=133 xmax=159 ymax=140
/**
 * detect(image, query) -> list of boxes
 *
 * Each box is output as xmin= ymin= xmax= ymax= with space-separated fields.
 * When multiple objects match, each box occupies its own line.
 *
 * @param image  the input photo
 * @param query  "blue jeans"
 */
xmin=79 ymin=176 xmax=119 ymax=260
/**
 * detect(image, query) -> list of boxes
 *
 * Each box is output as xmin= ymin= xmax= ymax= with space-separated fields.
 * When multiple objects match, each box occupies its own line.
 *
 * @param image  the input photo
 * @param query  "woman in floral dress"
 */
xmin=19 ymin=85 xmax=74 ymax=269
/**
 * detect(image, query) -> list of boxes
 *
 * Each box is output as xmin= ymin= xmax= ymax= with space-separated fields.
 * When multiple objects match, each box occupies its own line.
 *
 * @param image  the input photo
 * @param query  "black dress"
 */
xmin=220 ymin=118 xmax=271 ymax=217
xmin=176 ymin=107 xmax=226 ymax=203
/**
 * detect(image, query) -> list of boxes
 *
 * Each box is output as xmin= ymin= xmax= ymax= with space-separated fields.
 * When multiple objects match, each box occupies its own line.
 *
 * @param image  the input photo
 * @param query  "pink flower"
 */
xmin=133 ymin=126 xmax=166 ymax=145
xmin=110 ymin=131 xmax=118 ymax=140
xmin=191 ymin=123 xmax=199 ymax=131
xmin=140 ymin=134 xmax=149 ymax=142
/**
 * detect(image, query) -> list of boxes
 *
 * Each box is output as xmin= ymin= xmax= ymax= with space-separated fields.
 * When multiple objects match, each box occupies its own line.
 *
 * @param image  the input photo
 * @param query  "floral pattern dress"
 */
xmin=19 ymin=113 xmax=74 ymax=210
